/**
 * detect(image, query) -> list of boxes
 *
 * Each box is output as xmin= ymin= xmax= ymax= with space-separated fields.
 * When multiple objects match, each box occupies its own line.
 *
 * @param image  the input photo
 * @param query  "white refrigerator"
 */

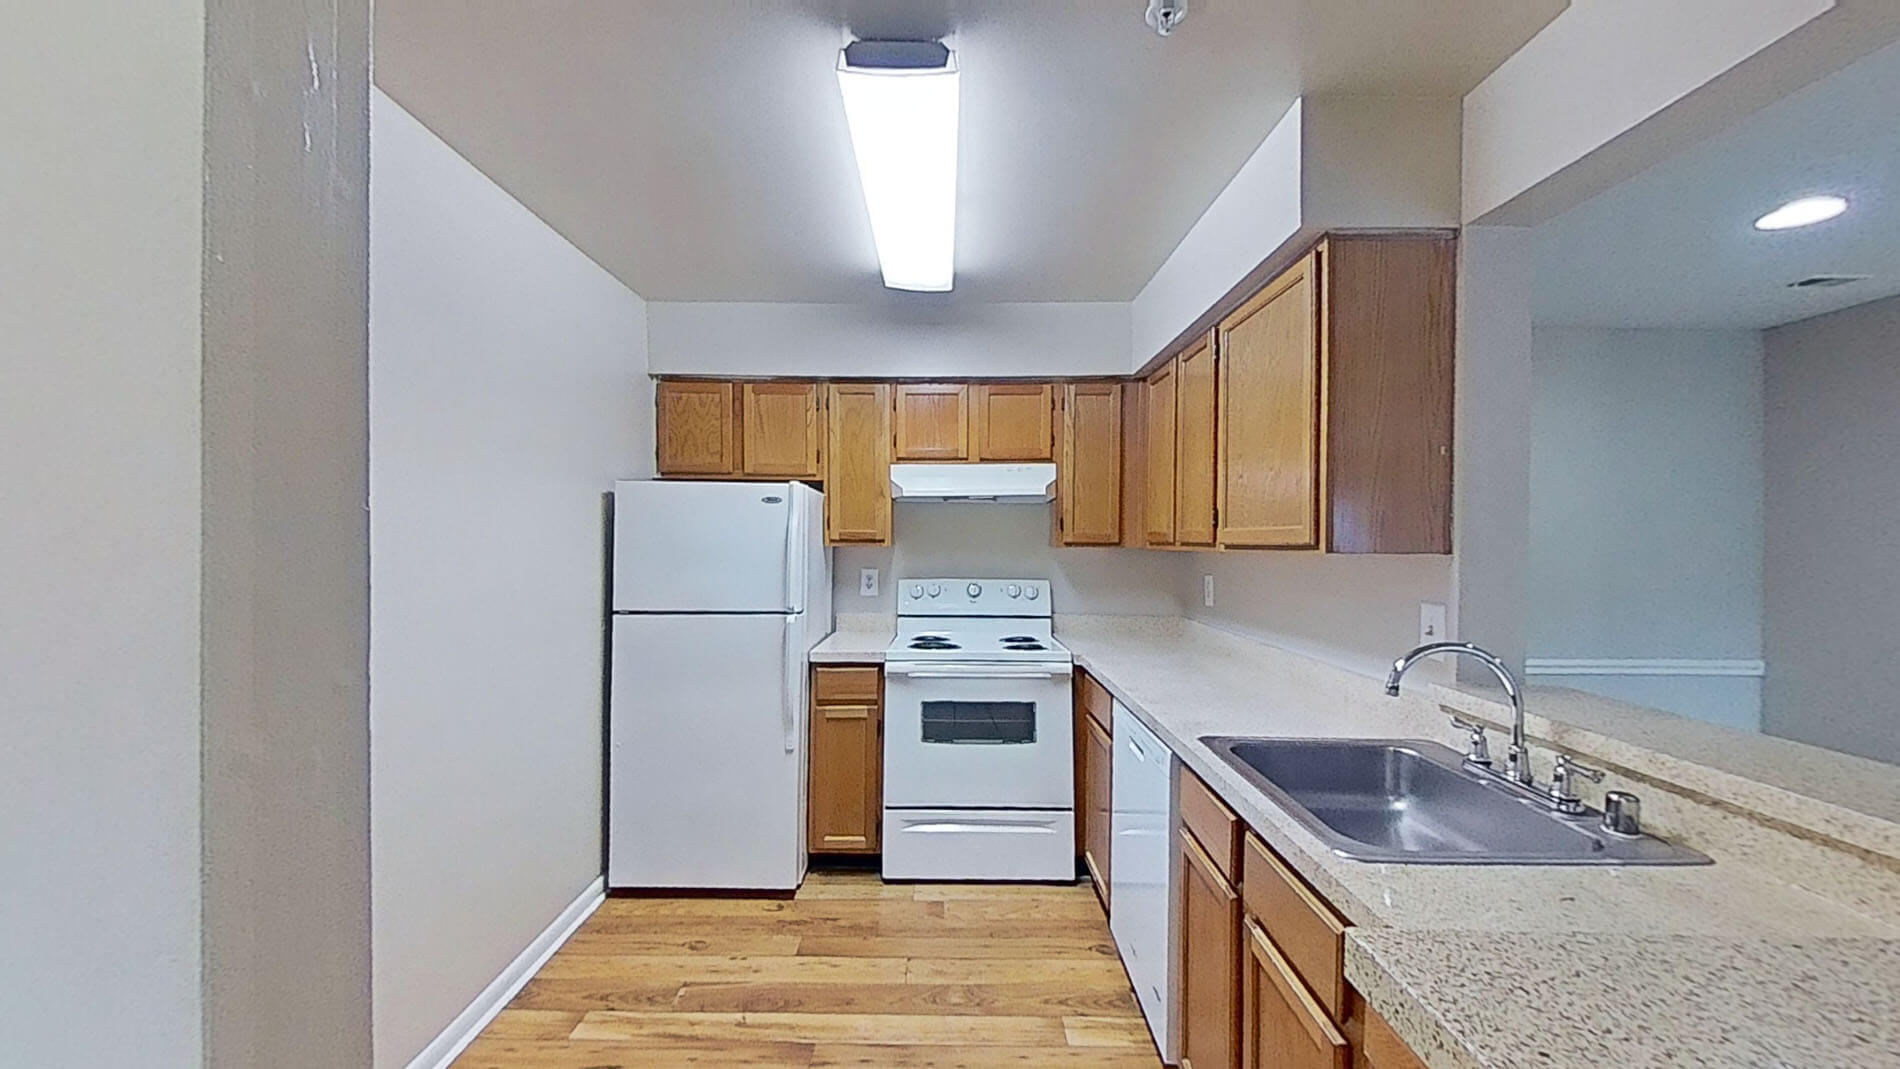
xmin=607 ymin=479 xmax=832 ymax=890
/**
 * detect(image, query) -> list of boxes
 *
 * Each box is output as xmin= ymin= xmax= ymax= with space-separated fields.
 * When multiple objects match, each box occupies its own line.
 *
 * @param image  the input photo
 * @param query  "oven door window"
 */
xmin=920 ymin=700 xmax=1037 ymax=745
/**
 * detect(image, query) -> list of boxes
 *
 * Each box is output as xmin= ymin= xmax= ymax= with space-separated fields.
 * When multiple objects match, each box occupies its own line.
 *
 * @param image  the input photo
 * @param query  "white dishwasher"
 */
xmin=1109 ymin=700 xmax=1176 ymax=1062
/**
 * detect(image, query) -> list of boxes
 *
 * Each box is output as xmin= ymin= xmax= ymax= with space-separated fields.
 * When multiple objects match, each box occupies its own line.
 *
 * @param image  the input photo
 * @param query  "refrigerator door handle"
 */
xmin=784 ymin=483 xmax=803 ymax=614
xmin=781 ymin=618 xmax=800 ymax=754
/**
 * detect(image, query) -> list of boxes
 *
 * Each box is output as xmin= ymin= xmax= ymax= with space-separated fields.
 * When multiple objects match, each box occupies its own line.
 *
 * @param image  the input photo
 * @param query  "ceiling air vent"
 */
xmin=1787 ymin=274 xmax=1869 ymax=289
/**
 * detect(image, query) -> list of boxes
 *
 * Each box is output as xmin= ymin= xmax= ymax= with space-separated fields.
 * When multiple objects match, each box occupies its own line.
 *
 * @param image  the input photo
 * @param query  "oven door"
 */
xmin=883 ymin=661 xmax=1075 ymax=809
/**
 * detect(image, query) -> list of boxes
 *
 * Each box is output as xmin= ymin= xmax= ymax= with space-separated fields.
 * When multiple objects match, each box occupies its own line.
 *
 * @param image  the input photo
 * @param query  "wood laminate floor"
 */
xmin=452 ymin=870 xmax=1165 ymax=1068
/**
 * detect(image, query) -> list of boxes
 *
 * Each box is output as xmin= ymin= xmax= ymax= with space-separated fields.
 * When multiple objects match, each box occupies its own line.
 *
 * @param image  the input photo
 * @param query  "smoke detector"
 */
xmin=1145 ymin=0 xmax=1186 ymax=36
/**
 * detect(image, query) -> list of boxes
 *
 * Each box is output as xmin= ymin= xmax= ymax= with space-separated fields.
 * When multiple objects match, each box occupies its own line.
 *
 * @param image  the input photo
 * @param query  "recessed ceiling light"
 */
xmin=836 ymin=40 xmax=959 ymax=292
xmin=1754 ymin=195 xmax=1849 ymax=231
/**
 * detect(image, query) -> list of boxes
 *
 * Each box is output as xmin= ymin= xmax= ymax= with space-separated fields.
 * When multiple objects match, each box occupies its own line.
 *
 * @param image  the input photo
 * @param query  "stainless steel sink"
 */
xmin=1202 ymin=737 xmax=1709 ymax=865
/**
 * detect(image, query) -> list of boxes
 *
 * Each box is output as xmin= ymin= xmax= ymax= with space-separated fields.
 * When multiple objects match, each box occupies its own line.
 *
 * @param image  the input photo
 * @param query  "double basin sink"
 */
xmin=1204 ymin=737 xmax=1709 ymax=865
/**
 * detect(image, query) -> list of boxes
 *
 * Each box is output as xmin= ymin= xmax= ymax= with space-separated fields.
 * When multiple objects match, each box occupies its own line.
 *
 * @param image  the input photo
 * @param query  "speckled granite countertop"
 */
xmin=1349 ymin=933 xmax=1900 ymax=1069
xmin=809 ymin=613 xmax=894 ymax=663
xmin=1050 ymin=615 xmax=1900 ymax=1069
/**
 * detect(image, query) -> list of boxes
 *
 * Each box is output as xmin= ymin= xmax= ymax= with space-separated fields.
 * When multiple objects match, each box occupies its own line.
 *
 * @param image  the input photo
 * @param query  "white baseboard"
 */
xmin=404 ymin=877 xmax=605 ymax=1069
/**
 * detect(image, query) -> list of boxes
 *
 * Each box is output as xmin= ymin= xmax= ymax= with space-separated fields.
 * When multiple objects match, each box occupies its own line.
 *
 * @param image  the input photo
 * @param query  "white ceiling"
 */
xmin=1533 ymin=37 xmax=1900 ymax=331
xmin=375 ymin=0 xmax=1565 ymax=303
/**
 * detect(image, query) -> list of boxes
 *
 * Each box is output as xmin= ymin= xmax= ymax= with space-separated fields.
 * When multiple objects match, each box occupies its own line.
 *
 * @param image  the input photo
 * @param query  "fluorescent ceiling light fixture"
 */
xmin=1754 ymin=194 xmax=1848 ymax=231
xmin=837 ymin=40 xmax=959 ymax=292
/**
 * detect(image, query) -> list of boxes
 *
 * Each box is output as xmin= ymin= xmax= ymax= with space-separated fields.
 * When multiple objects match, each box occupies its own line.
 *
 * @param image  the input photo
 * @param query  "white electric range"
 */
xmin=882 ymin=578 xmax=1076 ymax=881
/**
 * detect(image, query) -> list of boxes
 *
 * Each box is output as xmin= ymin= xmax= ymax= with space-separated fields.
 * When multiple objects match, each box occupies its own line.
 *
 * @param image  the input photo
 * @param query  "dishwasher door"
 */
xmin=1109 ymin=701 xmax=1176 ymax=1062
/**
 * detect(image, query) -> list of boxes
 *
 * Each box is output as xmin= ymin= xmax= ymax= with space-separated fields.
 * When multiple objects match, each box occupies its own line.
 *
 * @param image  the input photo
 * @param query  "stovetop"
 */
xmin=887 ymin=578 xmax=1070 ymax=663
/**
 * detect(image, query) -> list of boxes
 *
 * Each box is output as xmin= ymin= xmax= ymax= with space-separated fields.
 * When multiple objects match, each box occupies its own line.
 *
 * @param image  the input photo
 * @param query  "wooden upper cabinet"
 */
xmin=1058 ymin=382 xmax=1123 ymax=546
xmin=1142 ymin=361 xmax=1178 ymax=547
xmin=1174 ymin=334 xmax=1219 ymax=547
xmin=656 ymin=380 xmax=739 ymax=476
xmin=893 ymin=383 xmax=970 ymax=461
xmin=824 ymin=383 xmax=893 ymax=546
xmin=1218 ymin=251 xmax=1320 ymax=549
xmin=973 ymin=383 xmax=1055 ymax=461
xmin=1321 ymin=235 xmax=1454 ymax=554
xmin=741 ymin=381 xmax=822 ymax=479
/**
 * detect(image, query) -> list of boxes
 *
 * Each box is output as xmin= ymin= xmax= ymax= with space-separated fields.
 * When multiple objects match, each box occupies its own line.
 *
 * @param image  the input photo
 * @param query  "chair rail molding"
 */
xmin=1524 ymin=658 xmax=1766 ymax=678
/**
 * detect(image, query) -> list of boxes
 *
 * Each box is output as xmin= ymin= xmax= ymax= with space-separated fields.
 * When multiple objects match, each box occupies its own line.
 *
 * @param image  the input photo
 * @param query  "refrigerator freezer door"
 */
xmin=608 ymin=613 xmax=805 ymax=889
xmin=612 ymin=480 xmax=795 ymax=613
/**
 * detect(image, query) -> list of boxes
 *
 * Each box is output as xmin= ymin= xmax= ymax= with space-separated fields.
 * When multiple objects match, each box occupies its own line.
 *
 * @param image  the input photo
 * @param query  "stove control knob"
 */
xmin=967 ymin=582 xmax=982 ymax=598
xmin=909 ymin=584 xmax=924 ymax=599
xmin=1024 ymin=586 xmax=1040 ymax=600
xmin=1006 ymin=584 xmax=1022 ymax=598
xmin=927 ymin=584 xmax=941 ymax=598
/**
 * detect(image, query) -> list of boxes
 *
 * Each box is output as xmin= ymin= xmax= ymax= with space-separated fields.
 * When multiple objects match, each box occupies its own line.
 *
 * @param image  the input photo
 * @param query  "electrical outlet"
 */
xmin=1202 ymin=574 xmax=1216 ymax=608
xmin=1419 ymin=602 xmax=1447 ymax=644
xmin=859 ymin=568 xmax=880 ymax=597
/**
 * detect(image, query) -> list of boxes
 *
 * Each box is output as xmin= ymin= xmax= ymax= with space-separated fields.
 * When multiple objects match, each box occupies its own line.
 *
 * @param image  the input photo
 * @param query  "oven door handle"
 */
xmin=886 ymin=663 xmax=1072 ymax=680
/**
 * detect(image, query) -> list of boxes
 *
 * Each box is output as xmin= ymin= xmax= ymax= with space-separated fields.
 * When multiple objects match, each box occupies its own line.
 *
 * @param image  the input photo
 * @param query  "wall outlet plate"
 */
xmin=1419 ymin=601 xmax=1447 ymax=644
xmin=1202 ymin=574 xmax=1216 ymax=608
xmin=859 ymin=568 xmax=880 ymax=597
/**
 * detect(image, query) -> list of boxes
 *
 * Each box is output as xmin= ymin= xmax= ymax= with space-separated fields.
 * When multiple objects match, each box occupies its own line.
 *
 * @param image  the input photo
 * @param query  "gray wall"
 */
xmin=1527 ymin=327 xmax=1765 ymax=730
xmin=1 ymin=4 xmax=208 ymax=1063
xmin=200 ymin=1 xmax=375 ymax=1065
xmin=369 ymin=90 xmax=651 ymax=1066
xmin=835 ymin=504 xmax=1182 ymax=617
xmin=1763 ymin=295 xmax=1900 ymax=764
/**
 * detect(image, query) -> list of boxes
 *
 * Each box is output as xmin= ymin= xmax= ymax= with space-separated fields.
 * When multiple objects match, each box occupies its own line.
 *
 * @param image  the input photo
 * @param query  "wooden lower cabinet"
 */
xmin=1077 ymin=701 xmax=1113 ymax=909
xmin=1243 ymin=918 xmax=1350 ymax=1069
xmin=1175 ymin=768 xmax=1430 ymax=1069
xmin=1178 ymin=829 xmax=1241 ymax=1069
xmin=808 ymin=665 xmax=883 ymax=854
xmin=1363 ymin=1005 xmax=1430 ymax=1069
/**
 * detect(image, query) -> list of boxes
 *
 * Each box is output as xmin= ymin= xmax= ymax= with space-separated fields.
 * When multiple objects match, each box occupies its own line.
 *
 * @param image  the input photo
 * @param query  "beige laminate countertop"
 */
xmin=1053 ymin=616 xmax=1900 ymax=1069
xmin=809 ymin=614 xmax=894 ymax=663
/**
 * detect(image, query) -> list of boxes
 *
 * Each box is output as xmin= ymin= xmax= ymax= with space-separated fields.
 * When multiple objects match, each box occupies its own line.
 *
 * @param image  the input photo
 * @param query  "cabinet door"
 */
xmin=1081 ymin=711 xmax=1113 ymax=909
xmin=808 ymin=698 xmax=882 ymax=854
xmin=893 ymin=383 xmax=970 ymax=460
xmin=1175 ymin=333 xmax=1219 ymax=546
xmin=1058 ymin=382 xmax=1123 ymax=546
xmin=1241 ymin=918 xmax=1348 ymax=1069
xmin=1143 ymin=361 xmax=1177 ymax=546
xmin=1363 ymin=1006 xmax=1430 ymax=1069
xmin=1218 ymin=254 xmax=1320 ymax=548
xmin=973 ymin=383 xmax=1055 ymax=461
xmin=656 ymin=380 xmax=738 ymax=476
xmin=824 ymin=383 xmax=893 ymax=545
xmin=1178 ymin=830 xmax=1241 ymax=1069
xmin=741 ymin=381 xmax=823 ymax=478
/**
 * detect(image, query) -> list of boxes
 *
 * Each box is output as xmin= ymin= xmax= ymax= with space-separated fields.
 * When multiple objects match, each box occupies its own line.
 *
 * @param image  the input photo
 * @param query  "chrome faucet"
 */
xmin=1384 ymin=642 xmax=1534 ymax=786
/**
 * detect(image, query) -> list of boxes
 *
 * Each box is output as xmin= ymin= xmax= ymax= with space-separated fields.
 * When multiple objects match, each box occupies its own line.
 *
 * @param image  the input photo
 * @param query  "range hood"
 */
xmin=890 ymin=463 xmax=1057 ymax=503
